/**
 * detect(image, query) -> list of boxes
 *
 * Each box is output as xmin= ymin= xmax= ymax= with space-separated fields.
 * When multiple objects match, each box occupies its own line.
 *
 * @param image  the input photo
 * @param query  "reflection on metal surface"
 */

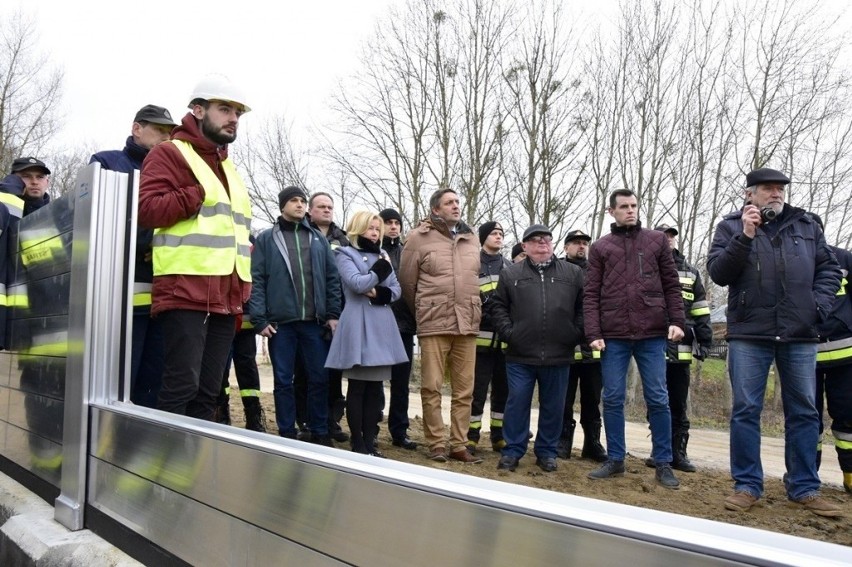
xmin=87 ymin=407 xmax=852 ymax=567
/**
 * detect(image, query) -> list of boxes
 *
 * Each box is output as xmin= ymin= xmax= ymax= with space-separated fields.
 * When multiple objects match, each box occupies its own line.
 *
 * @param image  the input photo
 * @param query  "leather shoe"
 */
xmin=497 ymin=455 xmax=519 ymax=471
xmin=449 ymin=449 xmax=483 ymax=464
xmin=369 ymin=450 xmax=387 ymax=458
xmin=392 ymin=437 xmax=418 ymax=450
xmin=428 ymin=447 xmax=448 ymax=462
xmin=535 ymin=456 xmax=558 ymax=472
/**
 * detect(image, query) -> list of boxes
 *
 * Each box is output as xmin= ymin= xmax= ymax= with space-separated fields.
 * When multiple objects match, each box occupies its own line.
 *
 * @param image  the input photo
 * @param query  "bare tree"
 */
xmin=233 ymin=116 xmax=309 ymax=226
xmin=0 ymin=11 xmax=64 ymax=172
xmin=502 ymin=0 xmax=584 ymax=231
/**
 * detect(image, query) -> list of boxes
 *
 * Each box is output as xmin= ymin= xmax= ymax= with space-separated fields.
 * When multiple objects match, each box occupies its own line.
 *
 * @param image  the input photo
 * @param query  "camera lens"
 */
xmin=760 ymin=207 xmax=777 ymax=222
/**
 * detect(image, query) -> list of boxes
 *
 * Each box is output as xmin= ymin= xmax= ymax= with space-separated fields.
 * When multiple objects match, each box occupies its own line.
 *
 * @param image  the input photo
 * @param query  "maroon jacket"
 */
xmin=138 ymin=112 xmax=250 ymax=316
xmin=583 ymin=222 xmax=684 ymax=342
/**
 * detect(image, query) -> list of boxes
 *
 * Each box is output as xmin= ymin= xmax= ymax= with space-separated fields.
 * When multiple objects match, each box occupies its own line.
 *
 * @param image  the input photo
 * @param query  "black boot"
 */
xmin=672 ymin=431 xmax=697 ymax=473
xmin=215 ymin=396 xmax=231 ymax=425
xmin=581 ymin=422 xmax=608 ymax=462
xmin=557 ymin=420 xmax=576 ymax=460
xmin=466 ymin=423 xmax=481 ymax=454
xmin=489 ymin=423 xmax=506 ymax=452
xmin=243 ymin=397 xmax=267 ymax=433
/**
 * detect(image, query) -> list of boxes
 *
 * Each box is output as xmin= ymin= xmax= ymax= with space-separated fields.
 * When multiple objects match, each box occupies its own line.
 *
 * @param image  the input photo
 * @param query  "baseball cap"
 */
xmin=134 ymin=104 xmax=178 ymax=126
xmin=11 ymin=157 xmax=50 ymax=175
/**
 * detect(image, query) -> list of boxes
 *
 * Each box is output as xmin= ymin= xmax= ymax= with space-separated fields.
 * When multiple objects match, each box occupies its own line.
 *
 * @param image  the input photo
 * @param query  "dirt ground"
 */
xmin=227 ymin=392 xmax=852 ymax=548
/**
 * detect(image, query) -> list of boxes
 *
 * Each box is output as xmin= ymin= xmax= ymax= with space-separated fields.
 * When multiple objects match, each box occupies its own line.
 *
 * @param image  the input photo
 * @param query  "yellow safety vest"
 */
xmin=152 ymin=140 xmax=252 ymax=281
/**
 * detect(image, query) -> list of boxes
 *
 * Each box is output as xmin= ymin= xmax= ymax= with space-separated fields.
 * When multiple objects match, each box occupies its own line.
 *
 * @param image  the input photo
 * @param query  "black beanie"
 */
xmin=510 ymin=243 xmax=524 ymax=260
xmin=478 ymin=221 xmax=501 ymax=245
xmin=278 ymin=186 xmax=307 ymax=209
xmin=379 ymin=208 xmax=402 ymax=225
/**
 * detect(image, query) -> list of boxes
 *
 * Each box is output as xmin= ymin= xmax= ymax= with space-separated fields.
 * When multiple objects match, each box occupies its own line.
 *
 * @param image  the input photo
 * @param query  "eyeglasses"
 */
xmin=526 ymin=236 xmax=552 ymax=244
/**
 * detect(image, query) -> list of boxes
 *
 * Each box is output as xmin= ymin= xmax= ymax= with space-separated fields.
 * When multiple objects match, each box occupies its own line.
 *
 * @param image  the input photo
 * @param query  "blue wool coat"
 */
xmin=325 ymin=245 xmax=408 ymax=375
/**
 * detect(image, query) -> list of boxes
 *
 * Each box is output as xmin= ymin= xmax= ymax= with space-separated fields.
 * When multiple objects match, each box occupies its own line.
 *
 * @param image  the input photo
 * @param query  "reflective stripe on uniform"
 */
xmin=817 ymin=336 xmax=852 ymax=364
xmin=133 ymin=282 xmax=152 ymax=307
xmin=677 ymin=344 xmax=693 ymax=361
xmin=837 ymin=275 xmax=848 ymax=296
xmin=0 ymin=192 xmax=24 ymax=219
xmin=240 ymin=389 xmax=262 ymax=398
xmin=690 ymin=300 xmax=710 ymax=317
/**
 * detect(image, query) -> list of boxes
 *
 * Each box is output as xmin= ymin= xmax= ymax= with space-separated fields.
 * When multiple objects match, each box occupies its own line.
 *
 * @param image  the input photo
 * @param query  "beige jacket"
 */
xmin=399 ymin=216 xmax=481 ymax=337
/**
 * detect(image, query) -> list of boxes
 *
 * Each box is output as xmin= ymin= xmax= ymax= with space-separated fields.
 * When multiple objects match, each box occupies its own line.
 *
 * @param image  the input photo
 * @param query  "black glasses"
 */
xmin=526 ymin=236 xmax=552 ymax=244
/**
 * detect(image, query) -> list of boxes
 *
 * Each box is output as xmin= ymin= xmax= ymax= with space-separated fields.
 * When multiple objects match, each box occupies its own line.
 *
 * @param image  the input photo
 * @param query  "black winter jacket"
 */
xmin=491 ymin=256 xmax=584 ymax=365
xmin=708 ymin=204 xmax=841 ymax=341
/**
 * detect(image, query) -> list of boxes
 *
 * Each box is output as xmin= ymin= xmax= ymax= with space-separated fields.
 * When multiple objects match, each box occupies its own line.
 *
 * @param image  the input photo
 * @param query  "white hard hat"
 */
xmin=188 ymin=74 xmax=251 ymax=113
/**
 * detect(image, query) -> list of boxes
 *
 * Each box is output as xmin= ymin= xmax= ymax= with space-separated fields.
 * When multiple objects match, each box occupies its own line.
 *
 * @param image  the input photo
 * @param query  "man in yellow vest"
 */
xmin=138 ymin=74 xmax=252 ymax=420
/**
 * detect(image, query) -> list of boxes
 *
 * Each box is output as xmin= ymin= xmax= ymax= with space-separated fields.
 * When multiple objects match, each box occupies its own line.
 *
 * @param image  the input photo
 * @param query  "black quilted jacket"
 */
xmin=584 ymin=222 xmax=685 ymax=342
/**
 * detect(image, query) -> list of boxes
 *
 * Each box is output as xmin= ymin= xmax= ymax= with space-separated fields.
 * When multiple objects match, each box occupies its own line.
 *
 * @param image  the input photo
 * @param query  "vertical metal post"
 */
xmin=55 ymin=164 xmax=128 ymax=530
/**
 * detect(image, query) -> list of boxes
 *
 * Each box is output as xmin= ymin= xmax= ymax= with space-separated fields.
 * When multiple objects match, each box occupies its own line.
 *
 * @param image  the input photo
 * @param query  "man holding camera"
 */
xmin=708 ymin=168 xmax=842 ymax=516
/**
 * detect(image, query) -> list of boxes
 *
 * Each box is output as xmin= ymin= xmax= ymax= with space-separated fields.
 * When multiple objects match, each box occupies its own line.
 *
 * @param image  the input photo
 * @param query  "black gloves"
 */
xmin=370 ymin=258 xmax=393 ymax=283
xmin=369 ymin=286 xmax=393 ymax=306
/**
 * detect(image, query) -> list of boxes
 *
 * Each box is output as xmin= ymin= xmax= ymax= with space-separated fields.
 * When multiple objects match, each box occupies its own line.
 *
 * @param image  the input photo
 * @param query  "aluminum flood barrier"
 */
xmin=0 ymin=164 xmax=850 ymax=565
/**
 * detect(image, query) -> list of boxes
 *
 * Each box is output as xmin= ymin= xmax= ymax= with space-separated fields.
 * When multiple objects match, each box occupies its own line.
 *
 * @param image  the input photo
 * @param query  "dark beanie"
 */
xmin=478 ymin=221 xmax=501 ymax=245
xmin=510 ymin=242 xmax=524 ymax=260
xmin=379 ymin=208 xmax=402 ymax=224
xmin=278 ymin=186 xmax=307 ymax=209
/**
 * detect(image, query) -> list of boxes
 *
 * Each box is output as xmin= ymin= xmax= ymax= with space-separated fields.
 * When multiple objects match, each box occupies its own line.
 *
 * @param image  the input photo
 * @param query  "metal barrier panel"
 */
xmin=2 ymin=163 xmax=851 ymax=565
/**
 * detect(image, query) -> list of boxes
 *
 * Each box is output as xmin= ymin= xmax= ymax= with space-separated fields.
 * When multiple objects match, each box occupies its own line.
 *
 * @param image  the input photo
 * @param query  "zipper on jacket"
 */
xmin=638 ymin=251 xmax=645 ymax=276
xmin=294 ymin=224 xmax=307 ymax=320
xmin=540 ymin=271 xmax=546 ymax=361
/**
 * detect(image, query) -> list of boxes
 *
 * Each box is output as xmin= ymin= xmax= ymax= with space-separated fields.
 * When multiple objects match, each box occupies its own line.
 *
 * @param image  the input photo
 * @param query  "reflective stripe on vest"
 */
xmin=133 ymin=282 xmax=152 ymax=307
xmin=817 ymin=336 xmax=852 ymax=364
xmin=0 ymin=192 xmax=24 ymax=219
xmin=152 ymin=140 xmax=251 ymax=280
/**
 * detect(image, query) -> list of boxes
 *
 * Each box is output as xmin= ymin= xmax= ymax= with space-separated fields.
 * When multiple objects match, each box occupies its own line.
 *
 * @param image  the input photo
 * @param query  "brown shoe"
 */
xmin=449 ymin=449 xmax=483 ymax=464
xmin=429 ymin=447 xmax=448 ymax=462
xmin=792 ymin=494 xmax=843 ymax=517
xmin=724 ymin=491 xmax=758 ymax=512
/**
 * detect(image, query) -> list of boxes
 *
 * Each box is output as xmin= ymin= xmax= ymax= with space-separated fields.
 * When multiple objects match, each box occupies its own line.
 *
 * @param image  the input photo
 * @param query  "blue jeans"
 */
xmin=728 ymin=340 xmax=820 ymax=500
xmin=503 ymin=363 xmax=569 ymax=459
xmin=268 ymin=321 xmax=330 ymax=437
xmin=600 ymin=338 xmax=671 ymax=463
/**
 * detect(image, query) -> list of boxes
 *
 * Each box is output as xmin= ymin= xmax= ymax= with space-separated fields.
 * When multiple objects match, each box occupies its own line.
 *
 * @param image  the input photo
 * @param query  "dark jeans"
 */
xmin=268 ymin=321 xmax=330 ymax=437
xmin=347 ymin=380 xmax=384 ymax=453
xmin=503 ymin=362 xmax=569 ymax=459
xmin=295 ymin=348 xmax=344 ymax=429
xmin=472 ymin=348 xmax=508 ymax=420
xmin=130 ymin=310 xmax=165 ymax=408
xmin=220 ymin=328 xmax=261 ymax=399
xmin=665 ymin=362 xmax=691 ymax=434
xmin=816 ymin=363 xmax=852 ymax=473
xmin=157 ymin=310 xmax=235 ymax=420
xmin=564 ymin=362 xmax=602 ymax=428
xmin=386 ymin=332 xmax=414 ymax=440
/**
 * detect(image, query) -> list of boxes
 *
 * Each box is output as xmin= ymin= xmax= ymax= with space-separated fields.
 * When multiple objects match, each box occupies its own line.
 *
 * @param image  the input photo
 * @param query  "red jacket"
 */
xmin=584 ymin=223 xmax=684 ymax=342
xmin=138 ymin=112 xmax=250 ymax=316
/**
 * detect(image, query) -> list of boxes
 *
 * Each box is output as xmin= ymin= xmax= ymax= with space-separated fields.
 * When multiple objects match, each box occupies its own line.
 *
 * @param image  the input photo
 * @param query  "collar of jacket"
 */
xmin=278 ymin=216 xmax=310 ymax=232
xmin=172 ymin=112 xmax=228 ymax=161
xmin=610 ymin=221 xmax=643 ymax=235
xmin=421 ymin=215 xmax=473 ymax=238
xmin=123 ymin=135 xmax=149 ymax=165
xmin=382 ymin=235 xmax=401 ymax=248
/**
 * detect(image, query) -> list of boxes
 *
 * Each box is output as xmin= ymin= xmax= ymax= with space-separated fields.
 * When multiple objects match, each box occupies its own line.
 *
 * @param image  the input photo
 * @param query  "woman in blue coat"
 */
xmin=326 ymin=211 xmax=409 ymax=455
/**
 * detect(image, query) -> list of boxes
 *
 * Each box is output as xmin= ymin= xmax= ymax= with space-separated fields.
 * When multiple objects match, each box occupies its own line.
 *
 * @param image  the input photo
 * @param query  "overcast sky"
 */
xmin=2 ymin=0 xmax=397 ymax=152
xmin=4 ymin=0 xmax=850 ymax=158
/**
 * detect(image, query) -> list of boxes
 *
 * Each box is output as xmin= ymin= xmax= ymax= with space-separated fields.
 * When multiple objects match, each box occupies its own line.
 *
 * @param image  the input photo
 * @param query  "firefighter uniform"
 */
xmin=648 ymin=225 xmax=712 ymax=473
xmin=815 ymin=244 xmax=852 ymax=492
